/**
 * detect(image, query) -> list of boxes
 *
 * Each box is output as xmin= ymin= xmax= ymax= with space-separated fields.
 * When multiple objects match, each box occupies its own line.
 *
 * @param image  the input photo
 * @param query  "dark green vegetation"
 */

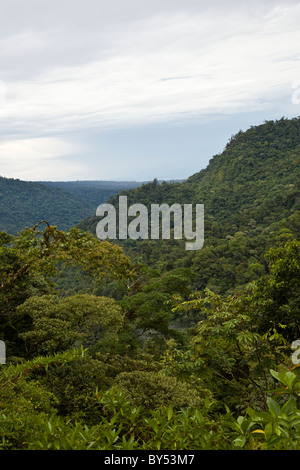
xmin=0 ymin=178 xmax=146 ymax=235
xmin=0 ymin=117 xmax=300 ymax=450
xmin=0 ymin=177 xmax=94 ymax=234
xmin=38 ymin=180 xmax=146 ymax=211
xmin=79 ymin=117 xmax=299 ymax=296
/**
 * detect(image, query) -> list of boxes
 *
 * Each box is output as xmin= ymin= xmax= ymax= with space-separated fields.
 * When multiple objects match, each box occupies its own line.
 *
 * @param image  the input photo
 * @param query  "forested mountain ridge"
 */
xmin=78 ymin=117 xmax=300 ymax=295
xmin=183 ymin=116 xmax=300 ymax=218
xmin=80 ymin=116 xmax=299 ymax=224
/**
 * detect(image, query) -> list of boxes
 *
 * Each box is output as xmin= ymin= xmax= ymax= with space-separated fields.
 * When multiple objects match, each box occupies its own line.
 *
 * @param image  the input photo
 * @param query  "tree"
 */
xmin=16 ymin=294 xmax=123 ymax=357
xmin=251 ymin=239 xmax=300 ymax=341
xmin=170 ymin=288 xmax=289 ymax=410
xmin=0 ymin=222 xmax=132 ymax=357
xmin=120 ymin=268 xmax=195 ymax=353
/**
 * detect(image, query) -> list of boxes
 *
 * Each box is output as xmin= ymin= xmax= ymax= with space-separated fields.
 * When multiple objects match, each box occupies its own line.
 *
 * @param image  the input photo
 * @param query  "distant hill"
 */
xmin=37 ymin=180 xmax=148 ymax=209
xmin=38 ymin=180 xmax=183 ymax=208
xmin=0 ymin=177 xmax=96 ymax=235
xmin=0 ymin=177 xmax=182 ymax=235
xmin=78 ymin=117 xmax=300 ymax=295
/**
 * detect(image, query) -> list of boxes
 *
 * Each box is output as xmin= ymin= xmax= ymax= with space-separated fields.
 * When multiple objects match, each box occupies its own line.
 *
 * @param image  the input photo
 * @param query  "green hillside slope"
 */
xmin=38 ymin=180 xmax=183 ymax=209
xmin=38 ymin=180 xmax=146 ymax=209
xmin=0 ymin=177 xmax=95 ymax=234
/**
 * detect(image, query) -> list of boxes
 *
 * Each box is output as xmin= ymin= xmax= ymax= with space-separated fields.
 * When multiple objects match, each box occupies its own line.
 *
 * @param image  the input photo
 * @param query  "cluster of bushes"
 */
xmin=1 ymin=348 xmax=300 ymax=450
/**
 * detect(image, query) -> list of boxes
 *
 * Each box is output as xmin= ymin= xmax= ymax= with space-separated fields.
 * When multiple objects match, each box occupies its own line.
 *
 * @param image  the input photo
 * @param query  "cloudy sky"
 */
xmin=0 ymin=0 xmax=300 ymax=182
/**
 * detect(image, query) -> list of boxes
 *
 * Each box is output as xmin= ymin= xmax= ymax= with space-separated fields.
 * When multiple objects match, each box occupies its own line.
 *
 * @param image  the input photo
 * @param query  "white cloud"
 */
xmin=1 ymin=4 xmax=300 ymax=135
xmin=0 ymin=1 xmax=300 ymax=180
xmin=0 ymin=137 xmax=87 ymax=180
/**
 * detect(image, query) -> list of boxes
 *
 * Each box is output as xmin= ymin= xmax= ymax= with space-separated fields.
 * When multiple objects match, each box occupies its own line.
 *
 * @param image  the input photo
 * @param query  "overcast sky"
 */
xmin=0 ymin=0 xmax=299 ymax=181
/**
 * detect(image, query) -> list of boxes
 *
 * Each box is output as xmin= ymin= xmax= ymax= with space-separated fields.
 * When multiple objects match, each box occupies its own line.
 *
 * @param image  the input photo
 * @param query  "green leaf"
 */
xmin=281 ymin=398 xmax=297 ymax=416
xmin=167 ymin=405 xmax=173 ymax=421
xmin=267 ymin=397 xmax=281 ymax=418
xmin=233 ymin=436 xmax=247 ymax=448
xmin=264 ymin=423 xmax=273 ymax=440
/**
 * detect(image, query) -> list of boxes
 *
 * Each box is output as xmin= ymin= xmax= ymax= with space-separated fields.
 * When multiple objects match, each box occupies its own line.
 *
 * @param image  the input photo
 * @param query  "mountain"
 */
xmin=78 ymin=117 xmax=300 ymax=295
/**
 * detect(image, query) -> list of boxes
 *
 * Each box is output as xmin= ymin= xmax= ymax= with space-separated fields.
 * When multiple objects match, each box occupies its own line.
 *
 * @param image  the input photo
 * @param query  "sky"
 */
xmin=0 ymin=0 xmax=300 ymax=182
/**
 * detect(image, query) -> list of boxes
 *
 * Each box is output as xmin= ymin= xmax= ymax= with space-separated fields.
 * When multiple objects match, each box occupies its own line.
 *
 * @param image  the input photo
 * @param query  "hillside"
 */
xmin=0 ymin=177 xmax=95 ymax=235
xmin=38 ymin=180 xmax=146 ymax=209
xmin=78 ymin=117 xmax=300 ymax=295
xmin=0 ymin=179 xmax=151 ymax=235
xmin=38 ymin=180 xmax=183 ymax=208
xmin=0 ymin=173 xmax=183 ymax=237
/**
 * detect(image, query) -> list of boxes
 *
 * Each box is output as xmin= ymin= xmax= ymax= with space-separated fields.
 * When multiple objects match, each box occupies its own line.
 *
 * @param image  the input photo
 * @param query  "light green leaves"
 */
xmin=270 ymin=367 xmax=300 ymax=395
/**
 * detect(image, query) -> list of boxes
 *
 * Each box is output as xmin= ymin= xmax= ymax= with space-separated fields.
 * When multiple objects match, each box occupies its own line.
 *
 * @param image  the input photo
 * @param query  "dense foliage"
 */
xmin=0 ymin=117 xmax=299 ymax=450
xmin=38 ymin=180 xmax=145 ymax=213
xmin=0 ymin=179 xmax=145 ymax=235
xmin=79 ymin=117 xmax=299 ymax=296
xmin=0 ymin=177 xmax=96 ymax=234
